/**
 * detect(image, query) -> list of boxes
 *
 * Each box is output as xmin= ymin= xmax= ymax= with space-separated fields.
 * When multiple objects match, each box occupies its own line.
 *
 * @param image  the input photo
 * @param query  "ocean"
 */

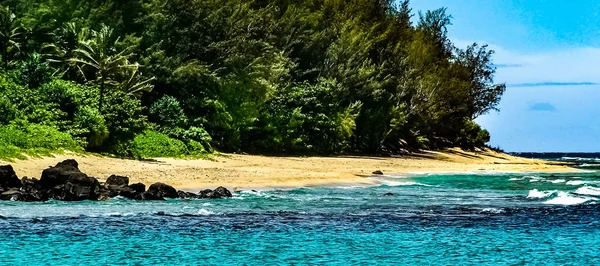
xmin=2 ymin=155 xmax=600 ymax=265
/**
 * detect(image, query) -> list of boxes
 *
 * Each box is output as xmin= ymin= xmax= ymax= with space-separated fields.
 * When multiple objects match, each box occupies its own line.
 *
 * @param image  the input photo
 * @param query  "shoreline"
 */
xmin=0 ymin=148 xmax=579 ymax=191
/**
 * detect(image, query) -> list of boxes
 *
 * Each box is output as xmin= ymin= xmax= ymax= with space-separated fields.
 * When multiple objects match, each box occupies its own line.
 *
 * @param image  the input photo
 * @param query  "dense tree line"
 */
xmin=0 ymin=0 xmax=504 ymax=158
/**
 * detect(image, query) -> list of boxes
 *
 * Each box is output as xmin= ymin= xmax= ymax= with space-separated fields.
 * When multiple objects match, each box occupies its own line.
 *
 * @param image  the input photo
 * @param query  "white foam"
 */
xmin=369 ymin=178 xmax=431 ymax=187
xmin=527 ymin=189 xmax=554 ymax=199
xmin=544 ymin=192 xmax=591 ymax=205
xmin=509 ymin=177 xmax=524 ymax=181
xmin=566 ymin=180 xmax=585 ymax=186
xmin=197 ymin=209 xmax=215 ymax=215
xmin=481 ymin=208 xmax=504 ymax=214
xmin=549 ymin=179 xmax=566 ymax=184
xmin=575 ymin=186 xmax=600 ymax=196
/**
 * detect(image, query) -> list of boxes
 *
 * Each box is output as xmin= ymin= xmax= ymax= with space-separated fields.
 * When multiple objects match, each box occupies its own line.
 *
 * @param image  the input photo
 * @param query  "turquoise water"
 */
xmin=2 ymin=171 xmax=600 ymax=265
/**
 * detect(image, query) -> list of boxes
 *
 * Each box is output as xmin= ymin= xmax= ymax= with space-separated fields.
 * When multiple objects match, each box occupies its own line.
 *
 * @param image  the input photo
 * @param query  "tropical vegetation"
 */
xmin=0 ymin=0 xmax=505 ymax=159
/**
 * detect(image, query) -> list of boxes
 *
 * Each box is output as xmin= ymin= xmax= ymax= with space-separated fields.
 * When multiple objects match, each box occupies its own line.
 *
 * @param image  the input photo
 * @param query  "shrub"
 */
xmin=456 ymin=120 xmax=490 ymax=150
xmin=129 ymin=130 xmax=188 ymax=158
xmin=161 ymin=126 xmax=213 ymax=153
xmin=149 ymin=95 xmax=188 ymax=128
xmin=102 ymin=90 xmax=148 ymax=144
xmin=0 ymin=122 xmax=82 ymax=159
xmin=0 ymin=95 xmax=16 ymax=124
xmin=73 ymin=106 xmax=110 ymax=149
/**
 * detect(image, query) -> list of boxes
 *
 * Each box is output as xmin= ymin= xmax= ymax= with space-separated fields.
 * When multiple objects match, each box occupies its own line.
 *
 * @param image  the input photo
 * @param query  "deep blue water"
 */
xmin=2 ymin=171 xmax=600 ymax=265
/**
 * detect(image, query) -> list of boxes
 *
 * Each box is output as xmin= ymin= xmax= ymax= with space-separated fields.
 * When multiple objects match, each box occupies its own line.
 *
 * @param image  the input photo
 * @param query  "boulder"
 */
xmin=106 ymin=175 xmax=129 ymax=188
xmin=198 ymin=187 xmax=233 ymax=199
xmin=135 ymin=191 xmax=165 ymax=201
xmin=177 ymin=190 xmax=198 ymax=199
xmin=119 ymin=183 xmax=146 ymax=199
xmin=40 ymin=159 xmax=100 ymax=201
xmin=213 ymin=186 xmax=233 ymax=198
xmin=372 ymin=170 xmax=384 ymax=175
xmin=146 ymin=182 xmax=178 ymax=199
xmin=198 ymin=189 xmax=214 ymax=198
xmin=20 ymin=177 xmax=47 ymax=202
xmin=0 ymin=165 xmax=22 ymax=189
xmin=54 ymin=159 xmax=79 ymax=171
xmin=128 ymin=183 xmax=146 ymax=194
xmin=21 ymin=177 xmax=41 ymax=191
xmin=0 ymin=189 xmax=24 ymax=201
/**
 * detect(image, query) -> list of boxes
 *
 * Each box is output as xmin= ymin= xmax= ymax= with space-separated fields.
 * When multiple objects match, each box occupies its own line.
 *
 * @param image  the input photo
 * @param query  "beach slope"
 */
xmin=1 ymin=149 xmax=576 ymax=190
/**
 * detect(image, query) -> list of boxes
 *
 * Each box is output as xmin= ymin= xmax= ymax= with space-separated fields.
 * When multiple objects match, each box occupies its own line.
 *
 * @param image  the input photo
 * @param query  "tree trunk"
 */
xmin=99 ymin=79 xmax=105 ymax=113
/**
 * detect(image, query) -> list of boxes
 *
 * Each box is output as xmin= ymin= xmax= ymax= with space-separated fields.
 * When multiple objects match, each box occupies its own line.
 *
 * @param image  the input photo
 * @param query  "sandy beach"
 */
xmin=0 ymin=149 xmax=577 ymax=190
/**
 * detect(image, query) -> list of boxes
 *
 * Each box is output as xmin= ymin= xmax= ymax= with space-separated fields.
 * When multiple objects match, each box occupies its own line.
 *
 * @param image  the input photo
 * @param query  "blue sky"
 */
xmin=410 ymin=0 xmax=600 ymax=152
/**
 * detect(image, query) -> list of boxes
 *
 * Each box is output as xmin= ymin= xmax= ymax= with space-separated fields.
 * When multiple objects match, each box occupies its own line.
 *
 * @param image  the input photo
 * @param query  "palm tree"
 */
xmin=43 ymin=22 xmax=90 ymax=81
xmin=69 ymin=25 xmax=137 ymax=113
xmin=119 ymin=61 xmax=155 ymax=96
xmin=0 ymin=6 xmax=23 ymax=69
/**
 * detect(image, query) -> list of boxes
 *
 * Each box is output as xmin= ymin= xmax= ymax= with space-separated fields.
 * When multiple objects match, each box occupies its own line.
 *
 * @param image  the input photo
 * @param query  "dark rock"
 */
xmin=20 ymin=177 xmax=47 ymax=202
xmin=40 ymin=159 xmax=100 ymax=201
xmin=135 ymin=191 xmax=165 ymax=201
xmin=119 ymin=183 xmax=146 ymax=199
xmin=177 ymin=190 xmax=199 ymax=199
xmin=0 ymin=165 xmax=22 ymax=189
xmin=382 ymin=192 xmax=394 ymax=196
xmin=21 ymin=177 xmax=40 ymax=191
xmin=54 ymin=159 xmax=79 ymax=171
xmin=1 ymin=189 xmax=24 ymax=201
xmin=372 ymin=170 xmax=384 ymax=175
xmin=198 ymin=187 xmax=233 ymax=199
xmin=49 ymin=182 xmax=96 ymax=201
xmin=106 ymin=175 xmax=129 ymax=188
xmin=146 ymin=182 xmax=178 ymax=199
xmin=198 ymin=189 xmax=214 ymax=198
xmin=213 ymin=186 xmax=233 ymax=198
xmin=128 ymin=183 xmax=146 ymax=194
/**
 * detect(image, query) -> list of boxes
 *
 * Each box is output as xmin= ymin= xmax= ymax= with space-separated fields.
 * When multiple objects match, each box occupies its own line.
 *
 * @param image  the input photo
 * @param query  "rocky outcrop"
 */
xmin=146 ymin=182 xmax=178 ymax=199
xmin=40 ymin=161 xmax=101 ymax=201
xmin=0 ymin=165 xmax=22 ymax=190
xmin=0 ymin=159 xmax=233 ymax=202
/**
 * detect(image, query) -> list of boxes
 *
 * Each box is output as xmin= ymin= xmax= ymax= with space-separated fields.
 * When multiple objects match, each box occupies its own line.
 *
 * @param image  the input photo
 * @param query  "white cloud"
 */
xmin=453 ymin=39 xmax=600 ymax=85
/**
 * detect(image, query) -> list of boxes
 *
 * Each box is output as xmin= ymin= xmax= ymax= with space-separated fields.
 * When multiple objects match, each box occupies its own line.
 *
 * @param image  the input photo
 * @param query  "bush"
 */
xmin=149 ymin=95 xmax=188 ymax=128
xmin=0 ymin=122 xmax=83 ymax=159
xmin=456 ymin=120 xmax=490 ymax=150
xmin=161 ymin=126 xmax=213 ymax=153
xmin=73 ymin=107 xmax=110 ymax=149
xmin=246 ymin=79 xmax=359 ymax=154
xmin=102 ymin=90 xmax=148 ymax=144
xmin=0 ymin=95 xmax=16 ymax=124
xmin=129 ymin=131 xmax=189 ymax=158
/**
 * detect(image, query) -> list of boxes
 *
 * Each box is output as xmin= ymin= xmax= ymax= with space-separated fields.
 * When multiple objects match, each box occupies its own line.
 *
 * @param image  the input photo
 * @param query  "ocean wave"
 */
xmin=566 ymin=180 xmax=585 ymax=186
xmin=527 ymin=189 xmax=555 ymax=199
xmin=575 ymin=186 xmax=600 ymax=196
xmin=198 ymin=209 xmax=216 ymax=215
xmin=549 ymin=179 xmax=566 ymax=184
xmin=561 ymin=157 xmax=600 ymax=162
xmin=368 ymin=176 xmax=431 ymax=187
xmin=543 ymin=192 xmax=592 ymax=205
xmin=480 ymin=208 xmax=505 ymax=214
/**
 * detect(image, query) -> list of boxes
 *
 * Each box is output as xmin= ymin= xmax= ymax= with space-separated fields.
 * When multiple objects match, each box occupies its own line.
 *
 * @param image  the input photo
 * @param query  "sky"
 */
xmin=410 ymin=0 xmax=600 ymax=152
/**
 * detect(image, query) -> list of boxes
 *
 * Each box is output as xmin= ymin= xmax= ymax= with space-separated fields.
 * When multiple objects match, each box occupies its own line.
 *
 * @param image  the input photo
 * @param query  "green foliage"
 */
xmin=0 ymin=0 xmax=506 ymax=157
xmin=456 ymin=120 xmax=491 ymax=150
xmin=149 ymin=95 xmax=187 ymax=128
xmin=0 ymin=122 xmax=83 ymax=159
xmin=128 ymin=130 xmax=188 ymax=158
xmin=73 ymin=106 xmax=109 ymax=149
xmin=246 ymin=79 xmax=360 ymax=154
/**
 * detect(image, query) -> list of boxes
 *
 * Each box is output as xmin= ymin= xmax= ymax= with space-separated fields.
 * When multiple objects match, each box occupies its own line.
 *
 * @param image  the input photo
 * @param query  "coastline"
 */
xmin=0 ymin=148 xmax=579 ymax=191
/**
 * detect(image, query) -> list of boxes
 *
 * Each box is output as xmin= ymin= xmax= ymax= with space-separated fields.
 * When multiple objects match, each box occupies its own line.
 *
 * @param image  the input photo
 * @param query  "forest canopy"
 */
xmin=0 ymin=0 xmax=505 ymax=158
